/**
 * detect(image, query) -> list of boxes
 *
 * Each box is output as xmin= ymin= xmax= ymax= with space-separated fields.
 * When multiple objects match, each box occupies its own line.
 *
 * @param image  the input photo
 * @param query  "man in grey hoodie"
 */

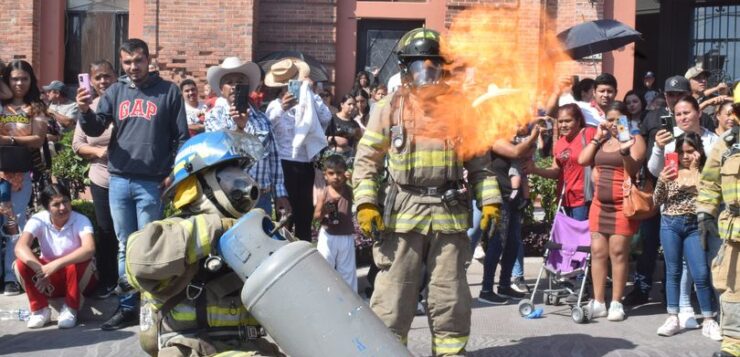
xmin=76 ymin=38 xmax=189 ymax=330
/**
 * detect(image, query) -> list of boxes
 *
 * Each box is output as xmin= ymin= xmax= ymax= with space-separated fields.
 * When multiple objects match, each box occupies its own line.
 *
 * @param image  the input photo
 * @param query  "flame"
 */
xmin=414 ymin=6 xmax=571 ymax=159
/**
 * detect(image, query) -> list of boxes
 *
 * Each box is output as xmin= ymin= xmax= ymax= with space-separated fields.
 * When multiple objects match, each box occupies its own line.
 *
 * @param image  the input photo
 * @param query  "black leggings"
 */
xmin=281 ymin=160 xmax=315 ymax=242
xmin=90 ymin=183 xmax=118 ymax=287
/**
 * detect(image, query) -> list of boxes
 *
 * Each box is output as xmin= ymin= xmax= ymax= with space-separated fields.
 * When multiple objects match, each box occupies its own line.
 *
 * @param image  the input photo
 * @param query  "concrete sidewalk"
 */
xmin=0 ymin=257 xmax=720 ymax=356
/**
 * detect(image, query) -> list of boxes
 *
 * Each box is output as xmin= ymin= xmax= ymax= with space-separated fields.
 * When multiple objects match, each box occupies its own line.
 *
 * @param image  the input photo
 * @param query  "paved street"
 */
xmin=0 ymin=257 xmax=720 ymax=356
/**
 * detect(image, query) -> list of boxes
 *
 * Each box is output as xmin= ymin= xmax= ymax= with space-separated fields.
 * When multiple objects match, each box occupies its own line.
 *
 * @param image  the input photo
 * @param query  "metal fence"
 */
xmin=691 ymin=4 xmax=740 ymax=86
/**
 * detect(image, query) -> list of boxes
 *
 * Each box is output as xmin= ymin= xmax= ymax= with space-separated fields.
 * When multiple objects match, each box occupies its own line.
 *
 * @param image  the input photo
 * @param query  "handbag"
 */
xmin=622 ymin=175 xmax=657 ymax=220
xmin=0 ymin=145 xmax=33 ymax=172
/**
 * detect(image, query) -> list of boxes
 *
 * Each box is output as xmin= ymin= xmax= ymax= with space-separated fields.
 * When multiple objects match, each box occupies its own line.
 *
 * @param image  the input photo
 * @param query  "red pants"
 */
xmin=14 ymin=258 xmax=97 ymax=312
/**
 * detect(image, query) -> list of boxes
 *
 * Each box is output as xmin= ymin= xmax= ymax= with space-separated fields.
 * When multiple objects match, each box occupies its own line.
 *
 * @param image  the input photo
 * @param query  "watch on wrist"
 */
xmin=9 ymin=136 xmax=15 ymax=145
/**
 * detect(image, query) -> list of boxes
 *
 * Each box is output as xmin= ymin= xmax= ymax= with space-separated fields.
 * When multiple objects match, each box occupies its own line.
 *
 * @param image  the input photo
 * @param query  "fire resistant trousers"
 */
xmin=713 ymin=241 xmax=740 ymax=356
xmin=370 ymin=230 xmax=471 ymax=356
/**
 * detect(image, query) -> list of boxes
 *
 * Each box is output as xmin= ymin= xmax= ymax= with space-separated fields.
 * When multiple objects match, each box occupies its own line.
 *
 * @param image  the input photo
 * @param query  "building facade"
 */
xmin=2 ymin=1 xmax=735 ymax=101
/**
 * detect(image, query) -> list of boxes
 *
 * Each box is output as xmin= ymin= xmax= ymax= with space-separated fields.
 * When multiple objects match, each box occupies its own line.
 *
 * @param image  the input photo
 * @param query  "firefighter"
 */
xmin=124 ymin=130 xmax=283 ymax=357
xmin=353 ymin=28 xmax=502 ymax=356
xmin=698 ymin=83 xmax=740 ymax=357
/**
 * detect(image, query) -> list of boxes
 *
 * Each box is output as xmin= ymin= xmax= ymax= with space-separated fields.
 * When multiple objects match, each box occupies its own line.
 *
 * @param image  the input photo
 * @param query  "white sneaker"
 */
xmin=678 ymin=309 xmax=700 ymax=329
xmin=702 ymin=320 xmax=723 ymax=341
xmin=27 ymin=307 xmax=51 ymax=329
xmin=473 ymin=245 xmax=486 ymax=262
xmin=57 ymin=305 xmax=77 ymax=329
xmin=607 ymin=301 xmax=626 ymax=321
xmin=590 ymin=300 xmax=607 ymax=318
xmin=657 ymin=315 xmax=681 ymax=336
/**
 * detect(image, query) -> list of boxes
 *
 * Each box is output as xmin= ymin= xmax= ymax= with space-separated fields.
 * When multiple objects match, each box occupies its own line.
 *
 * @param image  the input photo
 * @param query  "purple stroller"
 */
xmin=517 ymin=199 xmax=593 ymax=323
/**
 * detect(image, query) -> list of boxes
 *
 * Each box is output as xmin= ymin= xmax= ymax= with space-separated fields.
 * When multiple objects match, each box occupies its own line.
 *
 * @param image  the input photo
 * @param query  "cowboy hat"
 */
xmin=206 ymin=57 xmax=261 ymax=98
xmin=264 ymin=58 xmax=311 ymax=87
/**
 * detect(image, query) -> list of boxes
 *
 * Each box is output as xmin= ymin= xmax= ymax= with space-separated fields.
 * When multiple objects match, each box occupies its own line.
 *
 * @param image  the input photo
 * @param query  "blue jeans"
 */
xmin=254 ymin=191 xmax=273 ymax=217
xmin=0 ymin=180 xmax=10 ymax=202
xmin=468 ymin=200 xmax=482 ymax=251
xmin=564 ymin=204 xmax=589 ymax=221
xmin=470 ymin=200 xmax=525 ymax=279
xmin=634 ymin=214 xmax=661 ymax=294
xmin=660 ymin=215 xmax=714 ymax=317
xmin=2 ymin=173 xmax=31 ymax=283
xmin=481 ymin=201 xmax=522 ymax=291
xmin=679 ymin=229 xmax=723 ymax=312
xmin=109 ymin=175 xmax=164 ymax=311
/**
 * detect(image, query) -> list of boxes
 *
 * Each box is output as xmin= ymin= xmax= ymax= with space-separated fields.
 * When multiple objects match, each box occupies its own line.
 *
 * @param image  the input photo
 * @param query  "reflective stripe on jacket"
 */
xmin=353 ymin=91 xmax=501 ymax=234
xmin=697 ymin=132 xmax=740 ymax=242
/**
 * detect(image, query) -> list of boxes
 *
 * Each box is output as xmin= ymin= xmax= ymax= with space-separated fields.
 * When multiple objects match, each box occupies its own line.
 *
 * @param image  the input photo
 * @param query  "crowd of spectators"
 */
xmin=0 ymin=36 xmax=737 ymax=355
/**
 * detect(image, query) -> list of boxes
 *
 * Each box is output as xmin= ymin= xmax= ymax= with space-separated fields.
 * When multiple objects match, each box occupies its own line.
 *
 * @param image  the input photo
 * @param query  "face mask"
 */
xmin=405 ymin=58 xmax=443 ymax=88
xmin=215 ymin=166 xmax=259 ymax=213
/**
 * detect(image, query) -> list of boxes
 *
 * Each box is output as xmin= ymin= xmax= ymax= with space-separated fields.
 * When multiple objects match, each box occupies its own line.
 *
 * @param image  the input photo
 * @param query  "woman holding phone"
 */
xmin=653 ymin=132 xmax=721 ymax=340
xmin=578 ymin=101 xmax=645 ymax=321
xmin=0 ymin=60 xmax=49 ymax=296
xmin=72 ymin=60 xmax=118 ymax=298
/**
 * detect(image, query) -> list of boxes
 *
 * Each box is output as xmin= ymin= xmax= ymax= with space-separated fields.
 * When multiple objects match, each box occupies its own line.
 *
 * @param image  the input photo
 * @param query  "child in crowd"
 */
xmin=314 ymin=155 xmax=357 ymax=291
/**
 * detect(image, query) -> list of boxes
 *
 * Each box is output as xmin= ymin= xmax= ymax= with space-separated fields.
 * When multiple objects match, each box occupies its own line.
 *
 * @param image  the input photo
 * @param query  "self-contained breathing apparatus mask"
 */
xmin=404 ymin=58 xmax=444 ymax=88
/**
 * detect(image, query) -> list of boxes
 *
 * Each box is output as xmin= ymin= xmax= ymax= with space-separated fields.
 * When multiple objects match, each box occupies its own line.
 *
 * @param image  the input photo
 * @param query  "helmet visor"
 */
xmin=406 ymin=58 xmax=443 ymax=87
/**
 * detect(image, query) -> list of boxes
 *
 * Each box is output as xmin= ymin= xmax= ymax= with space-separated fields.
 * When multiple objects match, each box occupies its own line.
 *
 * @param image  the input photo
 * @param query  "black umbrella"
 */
xmin=257 ymin=50 xmax=330 ymax=82
xmin=557 ymin=19 xmax=642 ymax=60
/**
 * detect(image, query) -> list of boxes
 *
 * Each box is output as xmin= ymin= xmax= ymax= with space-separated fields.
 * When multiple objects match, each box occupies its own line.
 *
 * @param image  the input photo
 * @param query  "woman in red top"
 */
xmin=578 ymin=101 xmax=646 ymax=322
xmin=526 ymin=103 xmax=595 ymax=221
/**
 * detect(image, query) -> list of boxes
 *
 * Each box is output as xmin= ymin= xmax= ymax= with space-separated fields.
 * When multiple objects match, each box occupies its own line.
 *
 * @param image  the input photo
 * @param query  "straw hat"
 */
xmin=206 ymin=57 xmax=261 ymax=98
xmin=264 ymin=58 xmax=311 ymax=87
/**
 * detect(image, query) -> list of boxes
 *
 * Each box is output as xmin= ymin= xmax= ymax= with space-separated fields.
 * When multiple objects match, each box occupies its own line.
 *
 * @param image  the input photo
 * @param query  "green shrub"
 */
xmin=522 ymin=156 xmax=558 ymax=256
xmin=523 ymin=156 xmax=558 ymax=224
xmin=72 ymin=199 xmax=99 ymax=233
xmin=51 ymin=131 xmax=89 ymax=197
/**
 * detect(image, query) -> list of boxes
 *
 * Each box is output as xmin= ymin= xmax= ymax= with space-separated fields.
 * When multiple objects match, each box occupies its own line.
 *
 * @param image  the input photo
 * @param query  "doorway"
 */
xmin=356 ymin=19 xmax=424 ymax=89
xmin=64 ymin=1 xmax=129 ymax=85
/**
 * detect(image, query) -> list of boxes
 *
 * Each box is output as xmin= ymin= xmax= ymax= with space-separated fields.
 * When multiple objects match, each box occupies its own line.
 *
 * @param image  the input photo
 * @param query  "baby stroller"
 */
xmin=517 ymin=193 xmax=593 ymax=323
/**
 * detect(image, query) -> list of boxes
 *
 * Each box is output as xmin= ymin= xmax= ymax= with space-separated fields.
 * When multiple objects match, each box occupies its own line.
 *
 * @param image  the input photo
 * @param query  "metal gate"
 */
xmin=691 ymin=4 xmax=740 ymax=86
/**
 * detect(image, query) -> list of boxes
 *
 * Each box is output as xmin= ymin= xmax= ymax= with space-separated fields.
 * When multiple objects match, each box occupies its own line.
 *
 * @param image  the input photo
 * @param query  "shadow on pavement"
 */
xmin=468 ymin=333 xmax=637 ymax=357
xmin=0 ymin=325 xmax=135 ymax=354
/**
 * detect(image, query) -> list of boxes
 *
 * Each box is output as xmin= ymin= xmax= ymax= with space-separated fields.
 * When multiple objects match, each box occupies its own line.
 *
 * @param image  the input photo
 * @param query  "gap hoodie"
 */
xmin=80 ymin=73 xmax=189 ymax=181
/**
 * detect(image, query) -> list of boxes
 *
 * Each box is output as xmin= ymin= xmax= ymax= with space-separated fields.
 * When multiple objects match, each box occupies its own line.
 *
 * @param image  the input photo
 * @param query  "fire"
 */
xmin=417 ymin=6 xmax=571 ymax=159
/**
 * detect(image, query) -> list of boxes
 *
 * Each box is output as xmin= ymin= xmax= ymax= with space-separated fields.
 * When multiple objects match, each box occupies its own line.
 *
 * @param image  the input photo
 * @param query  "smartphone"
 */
xmin=616 ymin=115 xmax=632 ymax=142
xmin=660 ymin=114 xmax=673 ymax=133
xmin=288 ymin=79 xmax=301 ymax=99
xmin=665 ymin=152 xmax=679 ymax=171
xmin=78 ymin=73 xmax=93 ymax=98
xmin=234 ymin=84 xmax=250 ymax=114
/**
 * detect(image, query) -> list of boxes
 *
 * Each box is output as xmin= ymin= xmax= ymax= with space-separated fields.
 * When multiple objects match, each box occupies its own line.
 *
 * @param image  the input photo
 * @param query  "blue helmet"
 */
xmin=165 ymin=131 xmax=265 ymax=198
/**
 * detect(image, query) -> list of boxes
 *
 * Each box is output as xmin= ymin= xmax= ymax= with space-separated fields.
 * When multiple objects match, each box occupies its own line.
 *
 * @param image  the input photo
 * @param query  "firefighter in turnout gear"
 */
xmin=124 ymin=131 xmax=284 ymax=357
xmin=697 ymin=83 xmax=740 ymax=357
xmin=353 ymin=28 xmax=502 ymax=356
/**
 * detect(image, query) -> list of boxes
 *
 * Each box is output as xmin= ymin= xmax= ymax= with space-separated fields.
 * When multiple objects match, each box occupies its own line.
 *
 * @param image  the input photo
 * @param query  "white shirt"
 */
xmin=558 ymin=94 xmax=603 ymax=127
xmin=185 ymin=101 xmax=207 ymax=126
xmin=647 ymin=126 xmax=718 ymax=178
xmin=265 ymin=92 xmax=332 ymax=162
xmin=23 ymin=211 xmax=93 ymax=261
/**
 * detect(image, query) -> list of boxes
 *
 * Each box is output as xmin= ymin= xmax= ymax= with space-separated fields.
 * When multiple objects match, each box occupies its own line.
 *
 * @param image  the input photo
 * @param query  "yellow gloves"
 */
xmin=357 ymin=203 xmax=385 ymax=238
xmin=480 ymin=204 xmax=501 ymax=233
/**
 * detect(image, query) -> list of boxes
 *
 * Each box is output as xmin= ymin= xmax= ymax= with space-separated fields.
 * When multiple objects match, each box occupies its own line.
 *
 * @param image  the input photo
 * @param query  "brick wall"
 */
xmin=0 ymin=0 xmax=40 ymax=69
xmin=138 ymin=0 xmax=257 ymax=88
xmin=255 ymin=0 xmax=337 ymax=83
xmin=549 ymin=0 xmax=604 ymax=80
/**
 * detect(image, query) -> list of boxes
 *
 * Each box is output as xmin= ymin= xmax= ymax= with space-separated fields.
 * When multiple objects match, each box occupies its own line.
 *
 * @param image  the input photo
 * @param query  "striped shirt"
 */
xmin=204 ymin=97 xmax=287 ymax=197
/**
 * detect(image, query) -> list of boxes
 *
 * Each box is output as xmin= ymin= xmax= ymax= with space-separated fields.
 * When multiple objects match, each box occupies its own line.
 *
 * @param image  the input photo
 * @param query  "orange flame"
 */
xmin=416 ymin=6 xmax=571 ymax=159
